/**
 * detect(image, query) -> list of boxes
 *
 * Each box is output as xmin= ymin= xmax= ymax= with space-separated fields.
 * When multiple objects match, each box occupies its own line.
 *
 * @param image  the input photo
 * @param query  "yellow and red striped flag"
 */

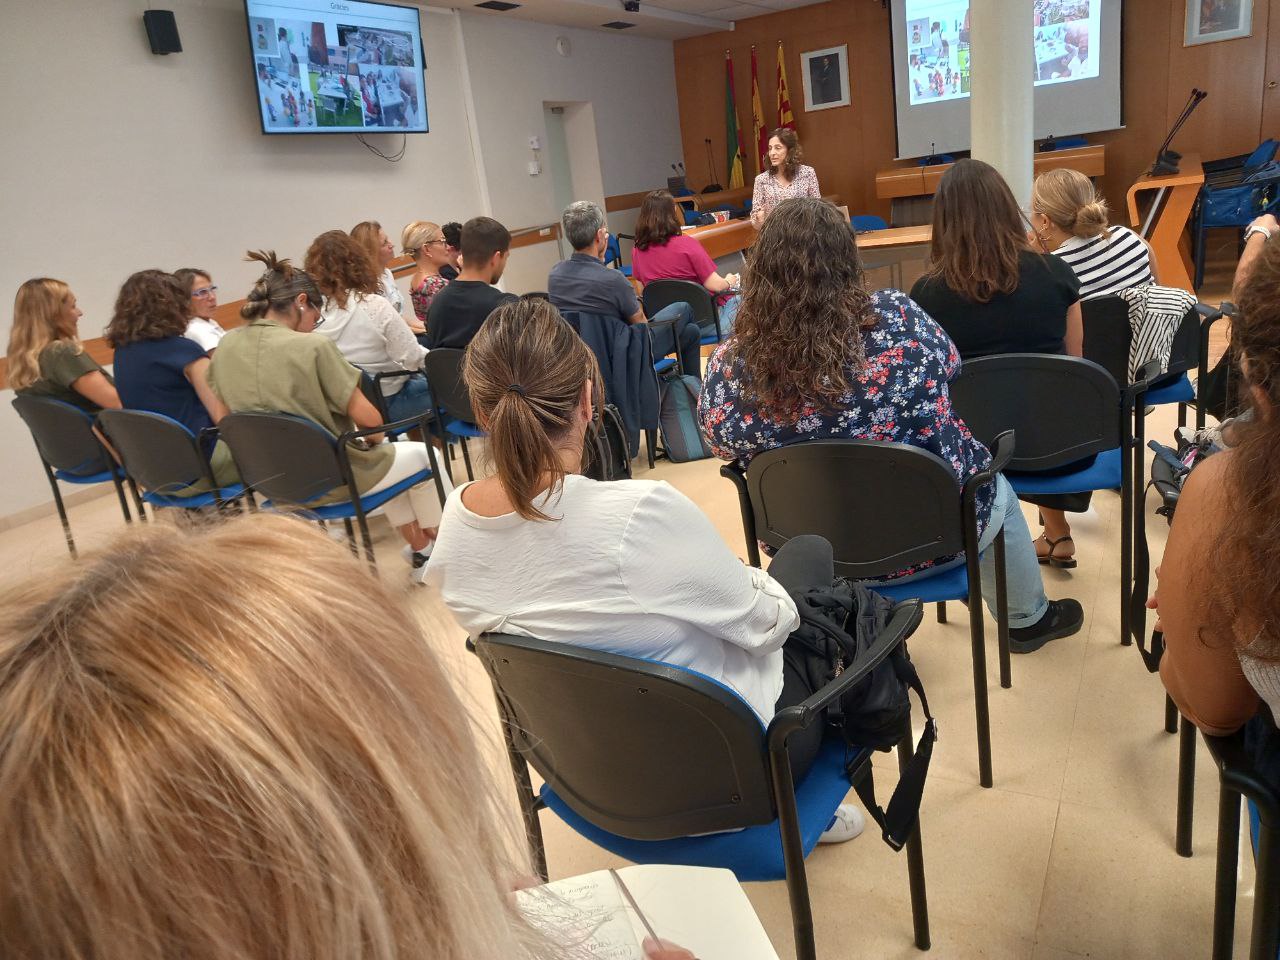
xmin=776 ymin=42 xmax=795 ymax=130
xmin=725 ymin=51 xmax=746 ymax=189
xmin=751 ymin=45 xmax=767 ymax=174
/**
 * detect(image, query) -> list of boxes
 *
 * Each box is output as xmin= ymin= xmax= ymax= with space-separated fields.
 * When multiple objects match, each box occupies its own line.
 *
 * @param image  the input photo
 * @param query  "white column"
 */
xmin=969 ymin=0 xmax=1034 ymax=207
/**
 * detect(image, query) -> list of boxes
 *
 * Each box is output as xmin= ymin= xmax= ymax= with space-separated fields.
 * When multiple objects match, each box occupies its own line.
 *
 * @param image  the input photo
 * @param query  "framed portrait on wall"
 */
xmin=1184 ymin=0 xmax=1252 ymax=46
xmin=801 ymin=45 xmax=850 ymax=112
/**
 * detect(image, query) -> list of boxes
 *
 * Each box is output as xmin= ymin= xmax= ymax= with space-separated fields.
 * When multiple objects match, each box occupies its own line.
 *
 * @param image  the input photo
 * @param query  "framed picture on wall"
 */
xmin=1184 ymin=0 xmax=1252 ymax=46
xmin=800 ymin=45 xmax=850 ymax=112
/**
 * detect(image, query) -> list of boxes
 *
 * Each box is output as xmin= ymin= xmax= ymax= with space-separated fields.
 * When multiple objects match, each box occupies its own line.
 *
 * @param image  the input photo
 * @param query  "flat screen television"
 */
xmin=244 ymin=0 xmax=428 ymax=135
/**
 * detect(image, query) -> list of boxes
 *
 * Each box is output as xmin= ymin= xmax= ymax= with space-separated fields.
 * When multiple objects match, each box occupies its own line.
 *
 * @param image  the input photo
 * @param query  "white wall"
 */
xmin=0 ymin=2 xmax=683 ymax=522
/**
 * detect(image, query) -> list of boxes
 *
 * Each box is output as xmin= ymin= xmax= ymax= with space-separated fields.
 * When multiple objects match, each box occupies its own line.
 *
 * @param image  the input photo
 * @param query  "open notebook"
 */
xmin=515 ymin=864 xmax=779 ymax=960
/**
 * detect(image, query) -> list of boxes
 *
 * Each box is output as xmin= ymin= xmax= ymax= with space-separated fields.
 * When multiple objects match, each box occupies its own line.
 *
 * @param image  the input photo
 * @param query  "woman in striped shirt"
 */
xmin=1030 ymin=168 xmax=1155 ymax=299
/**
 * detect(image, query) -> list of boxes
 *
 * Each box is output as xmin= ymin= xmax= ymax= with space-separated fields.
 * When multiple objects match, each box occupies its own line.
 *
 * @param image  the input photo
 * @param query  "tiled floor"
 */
xmin=0 ymin=254 xmax=1251 ymax=959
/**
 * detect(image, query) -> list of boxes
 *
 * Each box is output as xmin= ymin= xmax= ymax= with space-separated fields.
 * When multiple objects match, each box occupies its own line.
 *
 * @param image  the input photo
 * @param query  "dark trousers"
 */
xmin=646 ymin=301 xmax=703 ymax=378
xmin=766 ymin=535 xmax=835 ymax=782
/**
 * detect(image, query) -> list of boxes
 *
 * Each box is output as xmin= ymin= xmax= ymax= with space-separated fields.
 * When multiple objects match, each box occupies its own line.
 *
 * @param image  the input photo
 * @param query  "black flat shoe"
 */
xmin=1008 ymin=599 xmax=1084 ymax=654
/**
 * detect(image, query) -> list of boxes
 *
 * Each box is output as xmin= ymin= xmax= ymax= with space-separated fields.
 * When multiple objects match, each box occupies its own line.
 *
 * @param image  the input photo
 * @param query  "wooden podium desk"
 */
xmin=1125 ymin=154 xmax=1203 ymax=293
xmin=875 ymin=145 xmax=1107 ymax=200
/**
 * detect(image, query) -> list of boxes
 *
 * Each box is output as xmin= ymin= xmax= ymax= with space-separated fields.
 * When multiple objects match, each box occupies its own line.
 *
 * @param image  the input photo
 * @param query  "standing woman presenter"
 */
xmin=750 ymin=128 xmax=820 ymax=227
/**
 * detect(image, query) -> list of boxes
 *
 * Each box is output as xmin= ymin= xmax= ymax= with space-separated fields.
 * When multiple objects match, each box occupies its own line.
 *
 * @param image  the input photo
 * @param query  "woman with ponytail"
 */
xmin=1030 ymin=167 xmax=1155 ymax=299
xmin=209 ymin=251 xmax=452 ymax=583
xmin=427 ymin=296 xmax=866 ymax=842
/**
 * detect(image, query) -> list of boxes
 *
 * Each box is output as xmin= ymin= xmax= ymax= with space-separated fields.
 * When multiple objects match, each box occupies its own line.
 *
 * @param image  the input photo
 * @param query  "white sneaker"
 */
xmin=403 ymin=542 xmax=434 ymax=585
xmin=817 ymin=804 xmax=865 ymax=844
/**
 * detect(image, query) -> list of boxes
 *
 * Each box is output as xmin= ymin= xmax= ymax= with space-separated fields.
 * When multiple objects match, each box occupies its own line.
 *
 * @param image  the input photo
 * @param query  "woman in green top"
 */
xmin=210 ymin=252 xmax=452 ymax=584
xmin=8 ymin=278 xmax=121 ymax=412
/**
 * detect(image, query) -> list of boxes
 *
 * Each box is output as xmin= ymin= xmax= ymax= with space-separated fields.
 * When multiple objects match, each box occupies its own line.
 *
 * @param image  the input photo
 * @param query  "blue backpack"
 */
xmin=658 ymin=370 xmax=713 ymax=463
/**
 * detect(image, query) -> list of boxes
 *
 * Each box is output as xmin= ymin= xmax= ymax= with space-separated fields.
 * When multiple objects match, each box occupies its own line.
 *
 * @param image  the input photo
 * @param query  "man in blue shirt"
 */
xmin=548 ymin=200 xmax=701 ymax=378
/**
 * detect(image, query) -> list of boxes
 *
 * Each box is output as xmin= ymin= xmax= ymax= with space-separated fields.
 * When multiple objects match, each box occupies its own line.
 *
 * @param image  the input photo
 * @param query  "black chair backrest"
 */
xmin=1081 ymin=296 xmax=1130 ymax=387
xmin=642 ymin=279 xmax=716 ymax=331
xmin=746 ymin=440 xmax=967 ymax=578
xmin=1163 ymin=305 xmax=1202 ymax=379
xmin=218 ymin=411 xmax=343 ymax=504
xmin=12 ymin=395 xmax=112 ymax=475
xmin=950 ymin=354 xmax=1120 ymax=472
xmin=475 ymin=633 xmax=775 ymax=839
xmin=423 ymin=348 xmax=476 ymax=425
xmin=95 ymin=410 xmax=211 ymax=494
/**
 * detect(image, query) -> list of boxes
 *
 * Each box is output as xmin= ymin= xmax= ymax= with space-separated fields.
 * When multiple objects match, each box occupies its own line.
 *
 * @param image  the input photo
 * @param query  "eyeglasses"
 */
xmin=192 ymin=285 xmax=219 ymax=298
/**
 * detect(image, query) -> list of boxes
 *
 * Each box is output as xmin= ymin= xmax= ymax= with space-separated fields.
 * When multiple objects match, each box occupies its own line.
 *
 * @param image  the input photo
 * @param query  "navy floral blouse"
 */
xmin=699 ymin=288 xmax=995 ymax=579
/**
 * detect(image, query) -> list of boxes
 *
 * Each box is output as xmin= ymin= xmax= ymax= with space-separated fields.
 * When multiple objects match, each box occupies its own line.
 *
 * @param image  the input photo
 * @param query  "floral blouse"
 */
xmin=750 ymin=164 xmax=821 ymax=225
xmin=698 ymin=289 xmax=995 ymax=580
xmin=410 ymin=274 xmax=449 ymax=325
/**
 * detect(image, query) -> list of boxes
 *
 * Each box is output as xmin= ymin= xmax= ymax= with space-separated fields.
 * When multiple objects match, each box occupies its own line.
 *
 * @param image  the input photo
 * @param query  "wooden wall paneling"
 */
xmin=1262 ymin=1 xmax=1280 ymax=141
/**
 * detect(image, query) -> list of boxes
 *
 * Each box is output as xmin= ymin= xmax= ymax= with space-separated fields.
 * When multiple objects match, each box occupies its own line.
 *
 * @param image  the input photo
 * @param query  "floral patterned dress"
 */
xmin=698 ymin=289 xmax=995 ymax=579
xmin=410 ymin=274 xmax=449 ymax=326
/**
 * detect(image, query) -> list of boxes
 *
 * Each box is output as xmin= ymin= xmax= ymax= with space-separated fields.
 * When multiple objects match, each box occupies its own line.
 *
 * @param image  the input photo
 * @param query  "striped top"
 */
xmin=1054 ymin=225 xmax=1154 ymax=300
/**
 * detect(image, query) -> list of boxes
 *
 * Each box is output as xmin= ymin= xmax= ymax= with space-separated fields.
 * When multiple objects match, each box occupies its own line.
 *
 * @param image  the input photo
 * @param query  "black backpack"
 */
xmin=787 ymin=581 xmax=935 ymax=851
xmin=582 ymin=404 xmax=632 ymax=482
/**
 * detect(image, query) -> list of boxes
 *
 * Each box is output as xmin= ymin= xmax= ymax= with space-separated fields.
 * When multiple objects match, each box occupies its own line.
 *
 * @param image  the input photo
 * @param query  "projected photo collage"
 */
xmin=905 ymin=0 xmax=1101 ymax=106
xmin=249 ymin=15 xmax=423 ymax=132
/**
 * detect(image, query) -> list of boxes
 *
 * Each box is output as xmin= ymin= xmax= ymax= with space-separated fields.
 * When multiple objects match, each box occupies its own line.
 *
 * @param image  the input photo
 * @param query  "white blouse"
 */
xmin=379 ymin=267 xmax=405 ymax=316
xmin=427 ymin=475 xmax=799 ymax=723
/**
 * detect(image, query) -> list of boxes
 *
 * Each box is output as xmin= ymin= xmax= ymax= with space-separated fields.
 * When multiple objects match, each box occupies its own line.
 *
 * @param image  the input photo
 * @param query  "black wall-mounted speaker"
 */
xmin=143 ymin=10 xmax=182 ymax=55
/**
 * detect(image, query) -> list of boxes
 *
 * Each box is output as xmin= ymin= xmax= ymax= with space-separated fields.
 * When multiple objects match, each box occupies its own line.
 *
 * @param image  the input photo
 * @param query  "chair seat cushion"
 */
xmin=540 ymin=737 xmax=865 ymax=883
xmin=446 ymin=418 xmax=486 ymax=439
xmin=1006 ymin=447 xmax=1122 ymax=495
xmin=654 ymin=357 xmax=677 ymax=374
xmin=871 ymin=562 xmax=970 ymax=604
xmin=262 ymin=468 xmax=433 ymax=520
xmin=143 ymin=484 xmax=246 ymax=509
xmin=54 ymin=467 xmax=119 ymax=485
xmin=1146 ymin=374 xmax=1195 ymax=405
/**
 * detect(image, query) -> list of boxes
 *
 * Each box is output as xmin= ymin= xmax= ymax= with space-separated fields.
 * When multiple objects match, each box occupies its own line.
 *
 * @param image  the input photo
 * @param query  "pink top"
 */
xmin=750 ymin=164 xmax=821 ymax=225
xmin=632 ymin=234 xmax=732 ymax=307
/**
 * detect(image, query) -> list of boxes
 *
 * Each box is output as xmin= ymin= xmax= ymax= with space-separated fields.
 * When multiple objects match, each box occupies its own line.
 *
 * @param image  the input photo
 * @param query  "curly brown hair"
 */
xmin=303 ymin=230 xmax=381 ymax=303
xmin=770 ymin=128 xmax=802 ymax=181
xmin=726 ymin=197 xmax=874 ymax=418
xmin=104 ymin=270 xmax=191 ymax=347
xmin=1210 ymin=236 xmax=1280 ymax=659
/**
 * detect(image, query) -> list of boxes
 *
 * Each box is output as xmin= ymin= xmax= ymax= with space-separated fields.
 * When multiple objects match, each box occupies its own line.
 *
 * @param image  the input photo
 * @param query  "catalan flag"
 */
xmin=751 ymin=46 xmax=766 ymax=174
xmin=725 ymin=52 xmax=746 ymax=189
xmin=776 ymin=42 xmax=795 ymax=130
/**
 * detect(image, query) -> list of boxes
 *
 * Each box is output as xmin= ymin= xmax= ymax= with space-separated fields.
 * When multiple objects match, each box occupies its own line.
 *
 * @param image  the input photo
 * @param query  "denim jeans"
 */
xmin=385 ymin=373 xmax=435 ymax=424
xmin=709 ymin=294 xmax=741 ymax=340
xmin=646 ymin=301 xmax=702 ymax=378
xmin=872 ymin=474 xmax=1050 ymax=629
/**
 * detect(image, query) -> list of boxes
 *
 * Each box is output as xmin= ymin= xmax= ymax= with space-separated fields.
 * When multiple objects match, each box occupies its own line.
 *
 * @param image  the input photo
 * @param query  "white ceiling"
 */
xmin=415 ymin=0 xmax=827 ymax=40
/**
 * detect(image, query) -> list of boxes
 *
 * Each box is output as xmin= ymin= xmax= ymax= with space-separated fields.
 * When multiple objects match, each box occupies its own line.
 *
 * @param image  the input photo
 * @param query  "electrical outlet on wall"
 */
xmin=528 ymin=135 xmax=541 ymax=150
xmin=527 ymin=160 xmax=542 ymax=176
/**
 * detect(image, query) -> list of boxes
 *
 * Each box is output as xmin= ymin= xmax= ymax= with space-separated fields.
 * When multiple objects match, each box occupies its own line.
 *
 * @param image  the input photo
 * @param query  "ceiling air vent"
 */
xmin=601 ymin=20 xmax=635 ymax=28
xmin=475 ymin=1 xmax=521 ymax=10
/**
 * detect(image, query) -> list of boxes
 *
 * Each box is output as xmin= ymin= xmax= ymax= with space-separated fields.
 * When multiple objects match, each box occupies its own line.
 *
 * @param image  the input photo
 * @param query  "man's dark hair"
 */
xmin=441 ymin=221 xmax=463 ymax=249
xmin=460 ymin=217 xmax=511 ymax=266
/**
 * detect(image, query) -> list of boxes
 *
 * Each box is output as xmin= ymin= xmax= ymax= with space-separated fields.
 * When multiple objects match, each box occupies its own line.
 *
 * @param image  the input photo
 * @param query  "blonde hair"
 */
xmin=1032 ymin=167 xmax=1110 ymax=240
xmin=6 ymin=278 xmax=78 ymax=391
xmin=0 ymin=514 xmax=552 ymax=960
xmin=402 ymin=219 xmax=444 ymax=257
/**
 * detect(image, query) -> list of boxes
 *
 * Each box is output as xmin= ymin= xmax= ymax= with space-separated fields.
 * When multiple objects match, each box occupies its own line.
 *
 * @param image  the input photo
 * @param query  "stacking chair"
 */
xmin=423 ymin=348 xmax=484 ymax=481
xmin=851 ymin=214 xmax=889 ymax=231
xmin=721 ymin=435 xmax=1014 ymax=788
xmin=12 ymin=395 xmax=139 ymax=557
xmin=474 ymin=599 xmax=931 ymax=960
xmin=358 ymin=368 xmax=430 ymax=440
xmin=218 ymin=410 xmax=445 ymax=568
xmin=95 ymin=410 xmax=245 ymax=514
xmin=603 ymin=231 xmax=633 ymax=277
xmin=948 ymin=354 xmax=1156 ymax=649
xmin=642 ymin=278 xmax=721 ymax=346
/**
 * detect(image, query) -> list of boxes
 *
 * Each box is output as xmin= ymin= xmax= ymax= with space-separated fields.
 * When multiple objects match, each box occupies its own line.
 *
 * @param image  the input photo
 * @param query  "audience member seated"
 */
xmin=631 ymin=189 xmax=742 ymax=339
xmin=548 ymin=200 xmax=702 ymax=378
xmin=402 ymin=220 xmax=451 ymax=331
xmin=439 ymin=220 xmax=463 ymax=281
xmin=910 ymin=159 xmax=1086 ymax=570
xmin=1233 ymin=212 xmax=1278 ymax=302
xmin=7 ymin=278 xmax=121 ymax=413
xmin=105 ymin=269 xmax=237 ymax=488
xmin=174 ymin=266 xmax=227 ymax=354
xmin=426 ymin=296 xmax=864 ymax=840
xmin=350 ymin=219 xmax=408 ymax=320
xmin=1030 ymin=168 xmax=1155 ymax=298
xmin=1152 ymin=235 xmax=1280 ymax=786
xmin=424 ymin=216 xmax=518 ymax=349
xmin=699 ymin=197 xmax=1083 ymax=653
xmin=305 ymin=230 xmax=432 ymax=424
xmin=0 ymin=513 xmax=589 ymax=960
xmin=210 ymin=251 xmax=451 ymax=580
xmin=750 ymin=128 xmax=821 ymax=227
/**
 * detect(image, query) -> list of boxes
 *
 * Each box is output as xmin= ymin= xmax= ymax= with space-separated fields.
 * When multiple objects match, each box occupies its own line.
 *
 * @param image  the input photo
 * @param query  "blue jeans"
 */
xmin=385 ymin=373 xmax=435 ymax=424
xmin=707 ymin=294 xmax=741 ymax=340
xmin=647 ymin=301 xmax=702 ymax=378
xmin=872 ymin=474 xmax=1050 ymax=629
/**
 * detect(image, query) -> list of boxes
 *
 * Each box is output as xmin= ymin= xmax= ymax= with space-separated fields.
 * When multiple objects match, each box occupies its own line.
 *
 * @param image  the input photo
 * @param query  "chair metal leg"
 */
xmin=935 ymin=602 xmax=946 ymax=624
xmin=994 ymin=528 xmax=1011 ymax=690
xmin=459 ymin=437 xmax=475 ymax=481
xmin=646 ymin=428 xmax=657 ymax=470
xmin=1251 ymin=819 xmax=1280 ymax=960
xmin=109 ymin=473 xmax=134 ymax=525
xmin=1166 ymin=693 xmax=1180 ymax=735
xmin=501 ymin=720 xmax=549 ymax=882
xmin=1120 ymin=440 xmax=1134 ymax=647
xmin=1177 ymin=714 xmax=1197 ymax=858
xmin=43 ymin=465 xmax=76 ymax=558
xmin=1212 ymin=783 xmax=1241 ymax=960
xmin=965 ymin=553 xmax=994 ymax=788
xmin=129 ymin=479 xmax=148 ymax=523
xmin=767 ymin=745 xmax=817 ymax=960
xmin=1178 ymin=402 xmax=1188 ymax=429
xmin=897 ymin=720 xmax=931 ymax=951
xmin=356 ymin=514 xmax=377 ymax=571
xmin=342 ymin=518 xmax=359 ymax=558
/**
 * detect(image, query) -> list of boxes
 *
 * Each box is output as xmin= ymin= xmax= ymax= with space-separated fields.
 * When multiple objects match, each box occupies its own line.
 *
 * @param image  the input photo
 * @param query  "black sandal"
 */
xmin=1035 ymin=534 xmax=1077 ymax=569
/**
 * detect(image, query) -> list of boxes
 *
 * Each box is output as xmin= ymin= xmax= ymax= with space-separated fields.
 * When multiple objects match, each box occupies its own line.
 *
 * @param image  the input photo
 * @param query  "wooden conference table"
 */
xmin=874 ymin=144 xmax=1106 ymax=200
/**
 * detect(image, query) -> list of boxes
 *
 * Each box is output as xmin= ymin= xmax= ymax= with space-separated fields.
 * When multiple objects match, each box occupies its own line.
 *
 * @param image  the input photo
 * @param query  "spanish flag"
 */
xmin=725 ymin=52 xmax=746 ymax=189
xmin=751 ymin=46 xmax=767 ymax=174
xmin=776 ymin=42 xmax=795 ymax=130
